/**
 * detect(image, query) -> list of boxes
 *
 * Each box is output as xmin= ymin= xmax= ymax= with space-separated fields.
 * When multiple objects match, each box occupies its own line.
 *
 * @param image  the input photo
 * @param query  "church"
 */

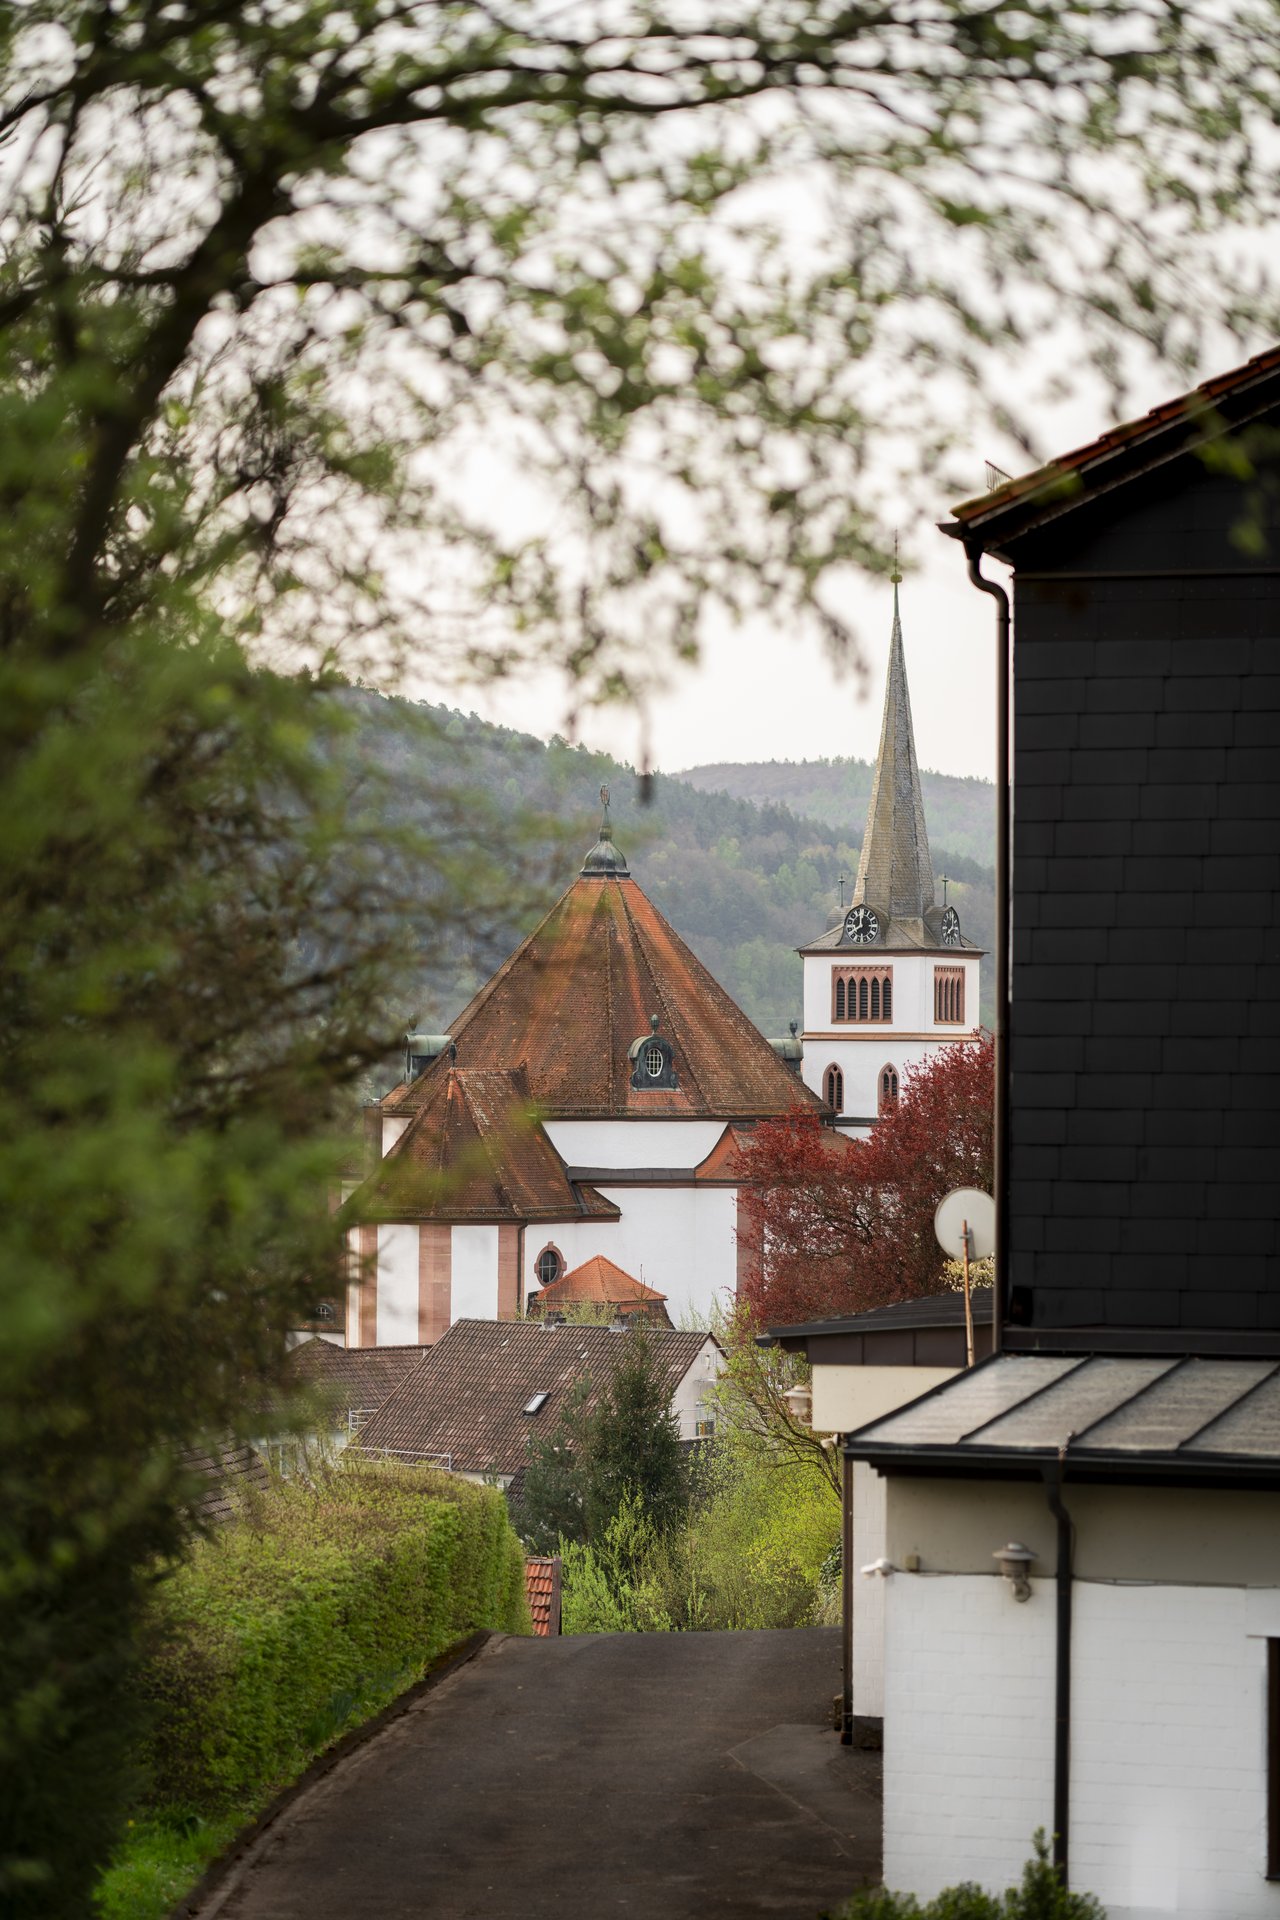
xmin=798 ymin=569 xmax=983 ymax=1134
xmin=338 ymin=578 xmax=982 ymax=1344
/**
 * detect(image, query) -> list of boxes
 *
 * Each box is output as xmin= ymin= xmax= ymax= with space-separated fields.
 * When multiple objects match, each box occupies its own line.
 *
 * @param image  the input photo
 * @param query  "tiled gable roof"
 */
xmin=347 ymin=1067 xmax=619 ymax=1225
xmin=531 ymin=1254 xmax=669 ymax=1318
xmin=355 ymin=1318 xmax=717 ymax=1476
xmin=286 ymin=1338 xmax=431 ymax=1417
xmin=947 ymin=343 xmax=1280 ymax=553
xmin=384 ymin=875 xmax=822 ymax=1121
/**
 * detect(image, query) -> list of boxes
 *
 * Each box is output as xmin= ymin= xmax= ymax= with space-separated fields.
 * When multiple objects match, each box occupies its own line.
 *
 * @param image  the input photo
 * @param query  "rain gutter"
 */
xmin=961 ymin=542 xmax=1010 ymax=1356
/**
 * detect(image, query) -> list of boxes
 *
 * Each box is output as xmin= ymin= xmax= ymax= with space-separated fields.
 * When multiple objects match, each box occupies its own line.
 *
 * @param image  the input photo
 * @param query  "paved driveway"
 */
xmin=191 ymin=1628 xmax=881 ymax=1920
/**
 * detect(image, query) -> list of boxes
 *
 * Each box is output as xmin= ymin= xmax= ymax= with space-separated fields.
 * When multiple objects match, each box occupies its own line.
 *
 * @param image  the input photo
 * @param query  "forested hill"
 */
xmin=362 ymin=696 xmax=996 ymax=1039
xmin=678 ymin=757 xmax=996 ymax=869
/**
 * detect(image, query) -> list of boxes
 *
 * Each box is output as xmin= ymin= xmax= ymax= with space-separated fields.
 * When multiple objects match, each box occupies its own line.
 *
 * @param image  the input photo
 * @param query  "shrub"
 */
xmin=136 ymin=1458 xmax=529 ymax=1816
xmin=827 ymin=1834 xmax=1106 ymax=1920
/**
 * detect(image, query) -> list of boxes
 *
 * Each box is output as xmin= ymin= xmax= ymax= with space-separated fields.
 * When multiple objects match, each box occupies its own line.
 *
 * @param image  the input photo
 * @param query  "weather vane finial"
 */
xmin=891 ymin=532 xmax=902 ymax=587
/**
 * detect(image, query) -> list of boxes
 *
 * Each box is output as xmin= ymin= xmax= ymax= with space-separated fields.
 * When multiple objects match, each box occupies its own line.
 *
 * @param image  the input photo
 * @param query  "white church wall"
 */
xmin=451 ymin=1225 xmax=501 ymax=1321
xmin=375 ymin=1224 xmax=419 ymax=1345
xmin=525 ymin=1185 xmax=738 ymax=1323
xmin=542 ymin=1119 xmax=726 ymax=1171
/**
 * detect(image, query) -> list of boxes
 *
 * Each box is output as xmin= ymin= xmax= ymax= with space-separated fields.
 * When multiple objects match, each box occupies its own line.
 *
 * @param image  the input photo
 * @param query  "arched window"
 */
xmin=870 ymin=977 xmax=880 ymax=1019
xmin=535 ymin=1245 xmax=564 ymax=1287
xmin=882 ymin=975 xmax=892 ymax=1020
xmin=835 ymin=976 xmax=846 ymax=1020
xmin=879 ymin=1066 xmax=900 ymax=1115
xmin=858 ymin=976 xmax=869 ymax=1020
xmin=644 ymin=1044 xmax=664 ymax=1078
xmin=824 ymin=1065 xmax=844 ymax=1112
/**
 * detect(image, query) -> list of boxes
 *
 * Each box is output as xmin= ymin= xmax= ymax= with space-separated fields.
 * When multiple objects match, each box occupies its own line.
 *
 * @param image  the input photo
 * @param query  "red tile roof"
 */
xmin=384 ymin=875 xmax=822 ymax=1122
xmin=948 ymin=343 xmax=1280 ymax=550
xmin=530 ymin=1254 xmax=670 ymax=1321
xmin=347 ymin=1067 xmax=619 ymax=1226
xmin=277 ymin=1339 xmax=432 ymax=1425
xmin=355 ymin=1318 xmax=718 ymax=1476
xmin=524 ymin=1555 xmax=562 ymax=1636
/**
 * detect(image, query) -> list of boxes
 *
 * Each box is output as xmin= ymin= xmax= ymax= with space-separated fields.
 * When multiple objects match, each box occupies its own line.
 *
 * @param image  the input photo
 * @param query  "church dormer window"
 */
xmin=629 ymin=1016 xmax=678 ymax=1090
xmin=878 ymin=1065 xmax=899 ymax=1114
xmin=832 ymin=967 xmax=893 ymax=1025
xmin=934 ymin=965 xmax=965 ymax=1025
xmin=824 ymin=1065 xmax=844 ymax=1112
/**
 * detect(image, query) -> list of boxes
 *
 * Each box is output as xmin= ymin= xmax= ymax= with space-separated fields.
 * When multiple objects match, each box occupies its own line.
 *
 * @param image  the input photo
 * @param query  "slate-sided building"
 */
xmin=843 ymin=347 xmax=1280 ymax=1920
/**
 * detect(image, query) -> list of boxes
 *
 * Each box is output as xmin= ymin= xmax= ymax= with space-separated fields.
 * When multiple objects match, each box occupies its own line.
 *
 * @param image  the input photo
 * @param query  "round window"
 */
xmin=645 ymin=1044 xmax=665 ymax=1078
xmin=535 ymin=1246 xmax=563 ymax=1286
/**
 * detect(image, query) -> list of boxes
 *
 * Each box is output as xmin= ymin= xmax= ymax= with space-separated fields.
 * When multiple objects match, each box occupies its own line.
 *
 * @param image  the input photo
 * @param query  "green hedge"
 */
xmin=138 ymin=1458 xmax=529 ymax=1815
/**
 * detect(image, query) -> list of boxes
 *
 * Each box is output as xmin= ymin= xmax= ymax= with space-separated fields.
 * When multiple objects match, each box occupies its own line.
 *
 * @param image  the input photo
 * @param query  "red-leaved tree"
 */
xmin=737 ymin=1037 xmax=994 ymax=1325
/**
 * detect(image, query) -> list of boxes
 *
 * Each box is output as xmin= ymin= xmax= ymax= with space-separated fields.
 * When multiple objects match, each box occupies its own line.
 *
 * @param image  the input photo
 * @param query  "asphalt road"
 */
xmin=191 ymin=1628 xmax=882 ymax=1920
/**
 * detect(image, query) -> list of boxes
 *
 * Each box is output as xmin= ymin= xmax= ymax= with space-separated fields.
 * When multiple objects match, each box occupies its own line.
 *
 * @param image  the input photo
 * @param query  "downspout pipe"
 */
xmin=1043 ymin=1461 xmax=1074 ymax=1884
xmin=963 ymin=542 xmax=1010 ymax=1354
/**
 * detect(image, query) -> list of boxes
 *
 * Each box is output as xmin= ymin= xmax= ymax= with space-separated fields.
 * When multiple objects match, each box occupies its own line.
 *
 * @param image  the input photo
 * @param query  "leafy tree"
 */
xmin=584 ymin=1323 xmax=690 ymax=1546
xmin=521 ymin=1327 xmax=690 ymax=1554
xmin=0 ymin=0 xmax=1270 ymax=1906
xmin=519 ymin=1377 xmax=596 ymax=1552
xmin=739 ymin=1036 xmax=994 ymax=1324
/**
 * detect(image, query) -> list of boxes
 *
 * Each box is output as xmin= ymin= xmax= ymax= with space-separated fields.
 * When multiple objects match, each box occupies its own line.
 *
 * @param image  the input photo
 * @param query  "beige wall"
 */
xmin=812 ymin=1363 xmax=958 ymax=1435
xmin=886 ymin=1475 xmax=1280 ymax=1586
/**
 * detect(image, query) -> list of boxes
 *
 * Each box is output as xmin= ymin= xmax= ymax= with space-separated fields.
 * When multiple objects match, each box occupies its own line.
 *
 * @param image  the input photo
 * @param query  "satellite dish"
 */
xmin=934 ymin=1188 xmax=995 ymax=1261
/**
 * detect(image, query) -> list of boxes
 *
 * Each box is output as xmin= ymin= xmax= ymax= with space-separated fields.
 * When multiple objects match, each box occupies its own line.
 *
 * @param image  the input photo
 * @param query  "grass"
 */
xmin=94 ymin=1813 xmax=242 ymax=1920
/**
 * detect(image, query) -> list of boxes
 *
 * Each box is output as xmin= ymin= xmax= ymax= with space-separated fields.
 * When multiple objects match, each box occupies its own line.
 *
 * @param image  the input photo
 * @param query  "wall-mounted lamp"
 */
xmin=861 ymin=1557 xmax=895 ymax=1578
xmin=993 ymin=1541 xmax=1035 ymax=1601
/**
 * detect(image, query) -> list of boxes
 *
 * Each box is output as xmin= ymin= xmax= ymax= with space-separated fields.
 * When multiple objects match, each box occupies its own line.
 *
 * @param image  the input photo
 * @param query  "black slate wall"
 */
xmin=1006 ymin=463 xmax=1280 ymax=1337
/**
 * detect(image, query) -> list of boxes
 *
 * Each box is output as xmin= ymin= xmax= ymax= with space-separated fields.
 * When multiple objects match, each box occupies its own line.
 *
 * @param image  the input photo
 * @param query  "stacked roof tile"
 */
xmin=355 ymin=1318 xmax=715 ymax=1477
xmin=383 ymin=875 xmax=819 ymax=1121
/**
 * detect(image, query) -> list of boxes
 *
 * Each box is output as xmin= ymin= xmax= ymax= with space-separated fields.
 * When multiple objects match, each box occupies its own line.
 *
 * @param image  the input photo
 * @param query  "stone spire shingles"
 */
xmin=852 ymin=578 xmax=935 ymax=935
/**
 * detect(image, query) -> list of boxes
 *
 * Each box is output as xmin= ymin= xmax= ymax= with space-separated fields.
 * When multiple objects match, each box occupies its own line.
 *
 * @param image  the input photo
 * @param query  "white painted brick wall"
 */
xmin=1072 ymin=1583 xmax=1271 ymax=1919
xmin=852 ymin=1463 xmax=888 ymax=1717
xmin=884 ymin=1573 xmax=1280 ymax=1920
xmin=884 ymin=1572 xmax=1056 ymax=1898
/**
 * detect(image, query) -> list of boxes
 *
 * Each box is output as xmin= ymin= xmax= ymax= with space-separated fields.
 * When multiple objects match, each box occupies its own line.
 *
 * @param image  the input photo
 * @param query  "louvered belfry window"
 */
xmin=832 ymin=968 xmax=893 ymax=1024
xmin=934 ymin=965 xmax=965 ymax=1024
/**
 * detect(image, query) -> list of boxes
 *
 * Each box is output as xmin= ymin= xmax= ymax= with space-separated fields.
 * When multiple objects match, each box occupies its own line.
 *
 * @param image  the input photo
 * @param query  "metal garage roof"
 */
xmin=844 ymin=1352 xmax=1280 ymax=1479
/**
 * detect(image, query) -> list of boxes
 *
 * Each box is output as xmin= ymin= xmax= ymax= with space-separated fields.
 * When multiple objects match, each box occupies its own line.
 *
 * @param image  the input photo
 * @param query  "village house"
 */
xmin=845 ymin=345 xmax=1280 ymax=1920
xmin=350 ymin=1317 xmax=722 ymax=1491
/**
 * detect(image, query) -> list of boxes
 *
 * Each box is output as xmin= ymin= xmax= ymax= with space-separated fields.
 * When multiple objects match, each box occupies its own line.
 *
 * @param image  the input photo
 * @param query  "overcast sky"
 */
xmin=399 ymin=345 xmax=1241 ymax=787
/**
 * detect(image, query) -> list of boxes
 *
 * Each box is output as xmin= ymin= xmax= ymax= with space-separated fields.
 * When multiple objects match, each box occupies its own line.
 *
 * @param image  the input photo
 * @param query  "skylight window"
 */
xmin=522 ymin=1391 xmax=550 ymax=1416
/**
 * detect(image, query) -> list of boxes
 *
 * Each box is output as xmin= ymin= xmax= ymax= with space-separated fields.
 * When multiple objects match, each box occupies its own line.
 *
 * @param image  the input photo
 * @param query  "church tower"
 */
xmin=798 ymin=570 xmax=982 ymax=1135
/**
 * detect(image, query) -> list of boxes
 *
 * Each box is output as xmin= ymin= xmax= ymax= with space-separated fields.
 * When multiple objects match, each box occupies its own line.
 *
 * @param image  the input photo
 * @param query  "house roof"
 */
xmin=286 ymin=1338 xmax=431 ymax=1417
xmin=530 ymin=1254 xmax=669 ymax=1318
xmin=355 ymin=1318 xmax=717 ymax=1476
xmin=844 ymin=1351 xmax=1280 ymax=1482
xmin=763 ymin=1288 xmax=994 ymax=1344
xmin=182 ymin=1439 xmax=271 ymax=1525
xmin=348 ymin=1067 xmax=619 ymax=1225
xmin=944 ymin=343 xmax=1280 ymax=558
xmin=383 ymin=870 xmax=822 ymax=1122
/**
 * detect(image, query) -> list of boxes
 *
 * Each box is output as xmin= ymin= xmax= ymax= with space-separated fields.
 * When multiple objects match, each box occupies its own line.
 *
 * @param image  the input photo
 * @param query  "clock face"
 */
xmin=843 ymin=905 xmax=881 ymax=945
xmin=941 ymin=906 xmax=961 ymax=947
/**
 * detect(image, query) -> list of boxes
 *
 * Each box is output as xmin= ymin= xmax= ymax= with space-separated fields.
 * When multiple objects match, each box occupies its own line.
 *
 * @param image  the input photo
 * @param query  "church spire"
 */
xmin=851 ymin=567 xmax=935 ymax=932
